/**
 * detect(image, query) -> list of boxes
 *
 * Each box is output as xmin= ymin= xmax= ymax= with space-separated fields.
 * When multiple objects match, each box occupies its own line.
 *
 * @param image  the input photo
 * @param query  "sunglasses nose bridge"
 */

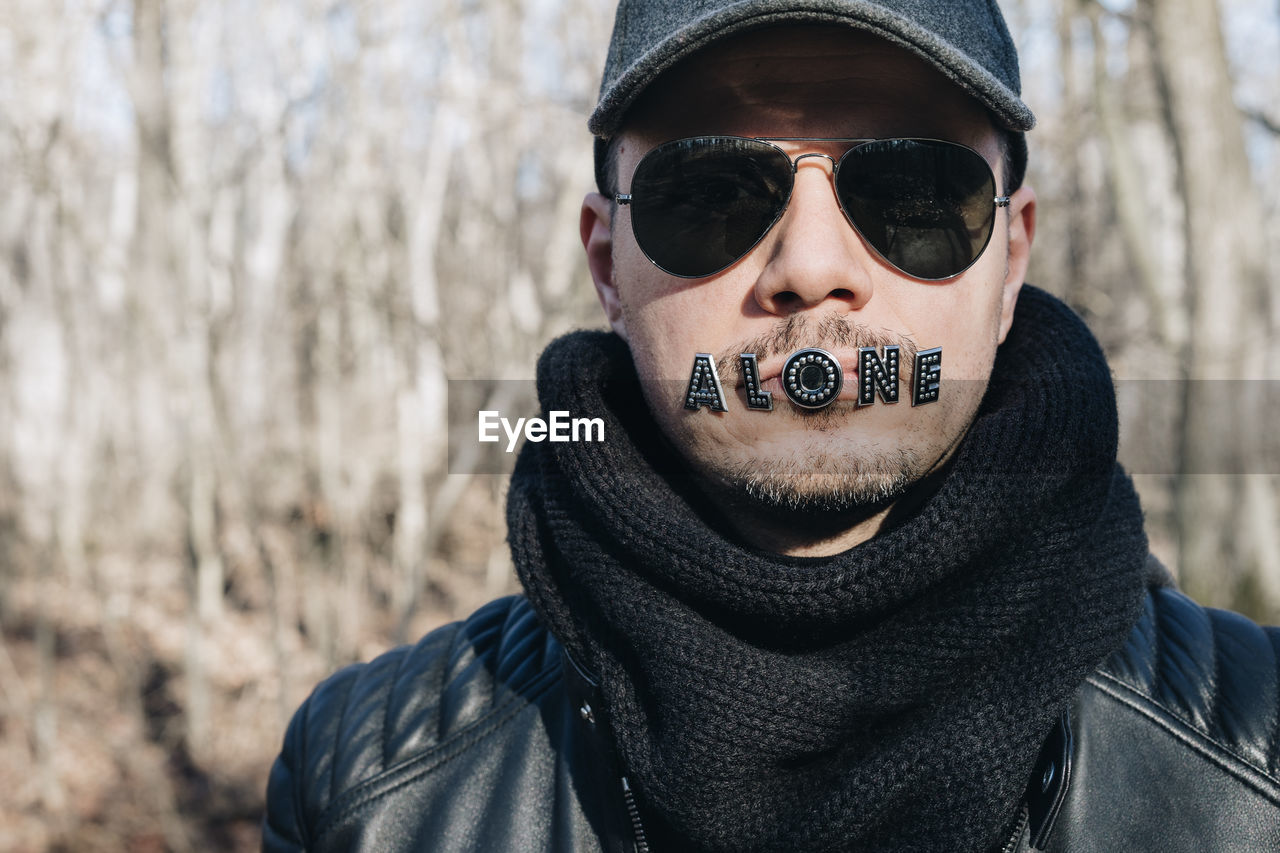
xmin=790 ymin=151 xmax=837 ymax=173
xmin=788 ymin=152 xmax=842 ymax=213
xmin=782 ymin=151 xmax=850 ymax=232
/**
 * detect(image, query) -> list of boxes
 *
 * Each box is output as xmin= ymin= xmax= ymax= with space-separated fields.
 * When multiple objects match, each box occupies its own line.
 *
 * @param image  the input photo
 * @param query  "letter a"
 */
xmin=684 ymin=354 xmax=728 ymax=412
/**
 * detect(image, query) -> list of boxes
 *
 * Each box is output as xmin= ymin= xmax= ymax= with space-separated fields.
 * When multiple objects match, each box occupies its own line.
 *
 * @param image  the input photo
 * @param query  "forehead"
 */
xmin=620 ymin=25 xmax=998 ymax=154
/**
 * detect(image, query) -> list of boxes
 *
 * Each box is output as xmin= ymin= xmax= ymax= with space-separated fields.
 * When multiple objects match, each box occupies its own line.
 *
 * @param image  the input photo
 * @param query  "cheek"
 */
xmin=906 ymin=266 xmax=1008 ymax=379
xmin=612 ymin=223 xmax=649 ymax=279
xmin=619 ymin=282 xmax=741 ymax=382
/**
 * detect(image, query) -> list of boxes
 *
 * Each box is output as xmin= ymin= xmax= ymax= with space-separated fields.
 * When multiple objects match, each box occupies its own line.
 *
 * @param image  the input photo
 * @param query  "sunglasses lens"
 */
xmin=628 ymin=138 xmax=792 ymax=278
xmin=836 ymin=139 xmax=998 ymax=280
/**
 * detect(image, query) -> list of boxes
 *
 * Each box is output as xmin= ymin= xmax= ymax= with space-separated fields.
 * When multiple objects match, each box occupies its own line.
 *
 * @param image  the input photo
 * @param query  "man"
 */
xmin=263 ymin=2 xmax=1280 ymax=851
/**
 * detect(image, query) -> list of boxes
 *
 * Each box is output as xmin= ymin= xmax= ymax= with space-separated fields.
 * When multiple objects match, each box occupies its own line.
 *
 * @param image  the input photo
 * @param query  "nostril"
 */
xmin=766 ymin=287 xmax=861 ymax=312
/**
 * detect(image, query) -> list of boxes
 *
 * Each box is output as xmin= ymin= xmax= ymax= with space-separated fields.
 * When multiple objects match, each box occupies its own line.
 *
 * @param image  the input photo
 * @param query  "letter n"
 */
xmin=857 ymin=345 xmax=900 ymax=406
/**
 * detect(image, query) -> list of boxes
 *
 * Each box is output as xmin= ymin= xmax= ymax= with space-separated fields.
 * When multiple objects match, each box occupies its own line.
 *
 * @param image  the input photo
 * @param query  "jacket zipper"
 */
xmin=1000 ymin=804 xmax=1030 ymax=853
xmin=620 ymin=776 xmax=651 ymax=853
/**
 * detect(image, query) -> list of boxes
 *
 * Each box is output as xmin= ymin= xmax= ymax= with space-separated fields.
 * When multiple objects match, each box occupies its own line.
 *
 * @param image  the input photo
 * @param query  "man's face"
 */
xmin=581 ymin=26 xmax=1036 ymax=551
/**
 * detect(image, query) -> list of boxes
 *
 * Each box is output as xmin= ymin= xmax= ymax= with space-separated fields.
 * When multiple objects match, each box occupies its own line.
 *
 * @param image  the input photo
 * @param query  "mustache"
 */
xmin=714 ymin=315 xmax=921 ymax=379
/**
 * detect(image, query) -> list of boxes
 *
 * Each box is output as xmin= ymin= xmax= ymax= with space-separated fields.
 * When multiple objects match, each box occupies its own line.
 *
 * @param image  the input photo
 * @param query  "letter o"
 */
xmin=783 ymin=348 xmax=842 ymax=410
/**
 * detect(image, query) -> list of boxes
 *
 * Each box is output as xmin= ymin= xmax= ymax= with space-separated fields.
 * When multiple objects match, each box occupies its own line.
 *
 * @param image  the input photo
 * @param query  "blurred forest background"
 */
xmin=0 ymin=0 xmax=1276 ymax=849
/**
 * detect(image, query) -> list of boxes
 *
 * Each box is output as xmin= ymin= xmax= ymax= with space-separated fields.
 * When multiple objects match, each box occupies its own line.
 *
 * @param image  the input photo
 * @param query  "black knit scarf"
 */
xmin=508 ymin=287 xmax=1150 ymax=852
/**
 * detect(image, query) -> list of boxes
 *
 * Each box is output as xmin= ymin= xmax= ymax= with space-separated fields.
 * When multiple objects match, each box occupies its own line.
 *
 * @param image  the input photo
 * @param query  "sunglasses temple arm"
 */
xmin=994 ymin=196 xmax=1011 ymax=207
xmin=616 ymin=194 xmax=632 ymax=205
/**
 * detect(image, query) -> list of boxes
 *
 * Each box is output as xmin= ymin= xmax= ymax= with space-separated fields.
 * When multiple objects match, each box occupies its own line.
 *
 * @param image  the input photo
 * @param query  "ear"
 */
xmin=580 ymin=192 xmax=626 ymax=340
xmin=997 ymin=183 xmax=1036 ymax=344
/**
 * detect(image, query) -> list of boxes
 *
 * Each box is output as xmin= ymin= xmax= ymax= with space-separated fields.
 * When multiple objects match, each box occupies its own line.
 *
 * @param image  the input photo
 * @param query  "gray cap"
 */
xmin=588 ymin=0 xmax=1035 ymax=139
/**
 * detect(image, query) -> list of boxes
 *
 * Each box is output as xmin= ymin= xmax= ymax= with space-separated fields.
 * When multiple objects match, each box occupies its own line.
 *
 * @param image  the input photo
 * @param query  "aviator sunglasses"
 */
xmin=616 ymin=136 xmax=1010 ymax=281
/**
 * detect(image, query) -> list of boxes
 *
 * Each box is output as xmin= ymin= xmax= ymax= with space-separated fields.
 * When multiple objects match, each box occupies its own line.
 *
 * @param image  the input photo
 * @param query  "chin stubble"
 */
xmin=721 ymin=446 xmax=925 ymax=512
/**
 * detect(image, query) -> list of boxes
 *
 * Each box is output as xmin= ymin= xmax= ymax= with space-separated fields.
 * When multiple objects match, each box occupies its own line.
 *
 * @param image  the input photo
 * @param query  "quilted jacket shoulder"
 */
xmin=262 ymin=596 xmax=568 ymax=851
xmin=1097 ymin=584 xmax=1280 ymax=775
xmin=1044 ymin=585 xmax=1280 ymax=851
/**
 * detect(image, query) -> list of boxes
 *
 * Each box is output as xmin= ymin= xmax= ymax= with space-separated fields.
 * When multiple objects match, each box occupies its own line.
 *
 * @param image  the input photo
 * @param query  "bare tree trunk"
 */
xmin=1084 ymin=1 xmax=1175 ymax=348
xmin=1143 ymin=0 xmax=1274 ymax=610
xmin=392 ymin=95 xmax=453 ymax=637
xmin=33 ymin=569 xmax=62 ymax=813
xmin=129 ymin=0 xmax=222 ymax=756
xmin=1050 ymin=0 xmax=1089 ymax=309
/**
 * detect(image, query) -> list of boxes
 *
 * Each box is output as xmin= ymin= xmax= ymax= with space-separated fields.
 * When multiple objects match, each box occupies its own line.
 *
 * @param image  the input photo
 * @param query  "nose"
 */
xmin=752 ymin=156 xmax=876 ymax=315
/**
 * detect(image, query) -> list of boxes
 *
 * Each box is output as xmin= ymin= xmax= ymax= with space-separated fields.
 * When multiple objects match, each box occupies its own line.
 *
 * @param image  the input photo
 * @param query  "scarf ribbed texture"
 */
xmin=508 ymin=286 xmax=1149 ymax=852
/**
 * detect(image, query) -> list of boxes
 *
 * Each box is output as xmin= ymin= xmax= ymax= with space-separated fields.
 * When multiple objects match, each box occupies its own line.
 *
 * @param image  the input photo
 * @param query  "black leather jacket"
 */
xmin=263 ymin=586 xmax=1280 ymax=852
